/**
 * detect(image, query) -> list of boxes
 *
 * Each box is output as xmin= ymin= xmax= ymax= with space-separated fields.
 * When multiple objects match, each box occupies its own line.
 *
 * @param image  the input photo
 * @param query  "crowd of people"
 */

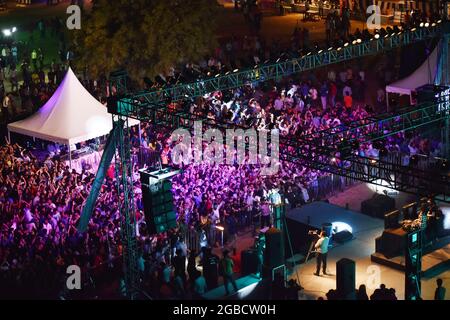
xmin=0 ymin=15 xmax=72 ymax=125
xmin=0 ymin=4 xmax=448 ymax=300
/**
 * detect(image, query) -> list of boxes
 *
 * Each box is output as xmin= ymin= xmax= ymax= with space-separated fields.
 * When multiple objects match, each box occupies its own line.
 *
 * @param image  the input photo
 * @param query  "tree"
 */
xmin=72 ymin=0 xmax=219 ymax=82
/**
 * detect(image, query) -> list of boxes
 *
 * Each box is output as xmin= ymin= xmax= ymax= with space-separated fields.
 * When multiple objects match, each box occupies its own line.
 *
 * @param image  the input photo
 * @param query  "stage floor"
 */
xmin=286 ymin=201 xmax=383 ymax=236
xmin=285 ymin=196 xmax=450 ymax=300
xmin=212 ymin=184 xmax=450 ymax=300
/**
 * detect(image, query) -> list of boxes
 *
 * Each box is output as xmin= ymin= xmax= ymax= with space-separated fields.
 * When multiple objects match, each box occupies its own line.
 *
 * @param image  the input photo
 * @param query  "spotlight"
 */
xmin=307 ymin=52 xmax=312 ymax=55
xmin=356 ymin=38 xmax=362 ymax=43
xmin=225 ymin=71 xmax=230 ymax=75
xmin=420 ymin=22 xmax=424 ymax=27
xmin=411 ymin=27 xmax=417 ymax=32
xmin=318 ymin=49 xmax=323 ymax=54
xmin=437 ymin=20 xmax=442 ymax=24
xmin=432 ymin=22 xmax=436 ymax=27
xmin=215 ymin=74 xmax=220 ymax=78
xmin=344 ymin=42 xmax=349 ymax=47
xmin=233 ymin=69 xmax=239 ymax=73
xmin=424 ymin=22 xmax=430 ymax=28
xmin=2 ymin=29 xmax=12 ymax=37
xmin=374 ymin=33 xmax=380 ymax=39
xmin=352 ymin=39 xmax=357 ymax=45
xmin=328 ymin=46 xmax=334 ymax=51
xmin=12 ymin=27 xmax=17 ymax=33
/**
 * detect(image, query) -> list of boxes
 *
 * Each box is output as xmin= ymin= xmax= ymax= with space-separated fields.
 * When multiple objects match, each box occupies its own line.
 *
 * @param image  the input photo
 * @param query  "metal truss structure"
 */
xmin=112 ymin=115 xmax=139 ymax=299
xmin=112 ymin=24 xmax=445 ymax=115
xmin=85 ymin=23 xmax=450 ymax=297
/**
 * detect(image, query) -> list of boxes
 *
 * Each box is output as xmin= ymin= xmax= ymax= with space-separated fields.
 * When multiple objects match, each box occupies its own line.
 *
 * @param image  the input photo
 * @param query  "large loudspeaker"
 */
xmin=241 ymin=250 xmax=259 ymax=275
xmin=264 ymin=228 xmax=284 ymax=268
xmin=107 ymin=96 xmax=120 ymax=115
xmin=142 ymin=178 xmax=176 ymax=234
xmin=361 ymin=194 xmax=396 ymax=218
xmin=336 ymin=258 xmax=356 ymax=300
xmin=334 ymin=230 xmax=353 ymax=243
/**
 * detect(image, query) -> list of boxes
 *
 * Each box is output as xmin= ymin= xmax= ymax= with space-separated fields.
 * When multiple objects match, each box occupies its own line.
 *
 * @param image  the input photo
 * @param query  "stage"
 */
xmin=208 ymin=184 xmax=450 ymax=300
xmin=285 ymin=201 xmax=384 ymax=254
xmin=286 ymin=201 xmax=383 ymax=235
xmin=282 ymin=197 xmax=450 ymax=300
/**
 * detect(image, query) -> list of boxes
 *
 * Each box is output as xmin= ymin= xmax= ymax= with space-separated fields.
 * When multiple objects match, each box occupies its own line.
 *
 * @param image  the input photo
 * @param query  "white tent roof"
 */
xmin=8 ymin=67 xmax=139 ymax=145
xmin=386 ymin=45 xmax=439 ymax=96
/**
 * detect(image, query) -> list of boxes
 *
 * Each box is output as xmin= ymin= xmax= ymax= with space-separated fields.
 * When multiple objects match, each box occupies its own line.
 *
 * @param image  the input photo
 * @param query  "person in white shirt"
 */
xmin=43 ymin=219 xmax=52 ymax=235
xmin=314 ymin=231 xmax=330 ymax=276
xmin=287 ymin=84 xmax=298 ymax=98
xmin=211 ymin=201 xmax=224 ymax=225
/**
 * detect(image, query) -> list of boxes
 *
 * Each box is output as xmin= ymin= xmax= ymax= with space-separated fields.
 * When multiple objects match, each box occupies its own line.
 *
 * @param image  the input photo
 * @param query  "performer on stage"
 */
xmin=314 ymin=231 xmax=330 ymax=276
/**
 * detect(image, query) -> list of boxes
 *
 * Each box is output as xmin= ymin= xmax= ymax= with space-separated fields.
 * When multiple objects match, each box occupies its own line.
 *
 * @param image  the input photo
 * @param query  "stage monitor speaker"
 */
xmin=241 ymin=249 xmax=259 ymax=276
xmin=402 ymin=202 xmax=417 ymax=220
xmin=107 ymin=96 xmax=121 ymax=115
xmin=361 ymin=194 xmax=396 ymax=218
xmin=384 ymin=210 xmax=400 ymax=229
xmin=336 ymin=258 xmax=356 ymax=300
xmin=264 ymin=227 xmax=284 ymax=268
xmin=334 ymin=230 xmax=353 ymax=243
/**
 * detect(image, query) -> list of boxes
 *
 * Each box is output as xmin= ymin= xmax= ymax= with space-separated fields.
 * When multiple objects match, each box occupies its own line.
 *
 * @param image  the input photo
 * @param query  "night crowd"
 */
xmin=0 ymin=6 xmax=447 ymax=300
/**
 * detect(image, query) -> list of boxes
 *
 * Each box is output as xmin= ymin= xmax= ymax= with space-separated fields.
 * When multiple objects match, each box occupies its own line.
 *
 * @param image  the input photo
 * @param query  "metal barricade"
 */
xmin=185 ymin=227 xmax=200 ymax=253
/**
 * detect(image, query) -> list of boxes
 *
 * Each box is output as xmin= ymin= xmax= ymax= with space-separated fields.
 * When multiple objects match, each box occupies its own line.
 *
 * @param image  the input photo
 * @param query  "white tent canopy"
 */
xmin=386 ymin=45 xmax=439 ymax=102
xmin=7 ymin=67 xmax=139 ymax=145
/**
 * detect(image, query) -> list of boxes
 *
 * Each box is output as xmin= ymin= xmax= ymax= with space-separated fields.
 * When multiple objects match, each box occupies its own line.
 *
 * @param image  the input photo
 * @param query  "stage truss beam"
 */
xmin=112 ymin=25 xmax=445 ymax=115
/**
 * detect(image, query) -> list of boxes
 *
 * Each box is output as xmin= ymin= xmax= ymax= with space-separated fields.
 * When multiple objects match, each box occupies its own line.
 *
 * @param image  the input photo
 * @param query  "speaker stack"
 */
xmin=140 ymin=168 xmax=179 ymax=234
xmin=260 ymin=227 xmax=285 ymax=278
xmin=241 ymin=249 xmax=259 ymax=276
xmin=336 ymin=258 xmax=356 ymax=300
